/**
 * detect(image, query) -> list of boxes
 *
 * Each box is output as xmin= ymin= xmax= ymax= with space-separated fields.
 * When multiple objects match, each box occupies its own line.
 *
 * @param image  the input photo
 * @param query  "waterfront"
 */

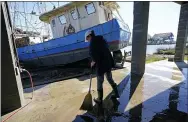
xmin=122 ymin=44 xmax=176 ymax=55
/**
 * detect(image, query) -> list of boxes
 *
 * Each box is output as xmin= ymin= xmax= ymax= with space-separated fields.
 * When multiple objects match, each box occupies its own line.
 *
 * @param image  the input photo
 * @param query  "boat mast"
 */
xmin=8 ymin=2 xmax=52 ymax=43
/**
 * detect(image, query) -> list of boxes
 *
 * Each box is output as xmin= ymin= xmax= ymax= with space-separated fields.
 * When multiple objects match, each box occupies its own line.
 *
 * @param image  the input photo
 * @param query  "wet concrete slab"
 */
xmin=2 ymin=61 xmax=188 ymax=122
xmin=73 ymin=60 xmax=188 ymax=122
xmin=126 ymin=61 xmax=187 ymax=122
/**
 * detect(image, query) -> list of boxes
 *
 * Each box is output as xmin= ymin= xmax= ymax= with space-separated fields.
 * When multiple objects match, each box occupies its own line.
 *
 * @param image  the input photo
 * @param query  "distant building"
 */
xmin=152 ymin=32 xmax=174 ymax=44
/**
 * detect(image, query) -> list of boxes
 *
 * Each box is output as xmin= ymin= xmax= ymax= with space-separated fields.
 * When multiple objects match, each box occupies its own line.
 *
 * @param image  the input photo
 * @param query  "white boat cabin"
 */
xmin=39 ymin=2 xmax=120 ymax=39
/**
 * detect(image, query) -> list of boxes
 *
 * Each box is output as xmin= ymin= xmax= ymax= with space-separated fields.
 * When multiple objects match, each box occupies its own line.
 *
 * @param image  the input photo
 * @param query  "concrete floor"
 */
xmin=2 ymin=60 xmax=188 ymax=122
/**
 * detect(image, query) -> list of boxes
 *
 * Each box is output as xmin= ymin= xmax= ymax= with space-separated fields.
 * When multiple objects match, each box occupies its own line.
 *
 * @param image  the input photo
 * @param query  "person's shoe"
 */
xmin=94 ymin=89 xmax=103 ymax=104
xmin=111 ymin=83 xmax=120 ymax=98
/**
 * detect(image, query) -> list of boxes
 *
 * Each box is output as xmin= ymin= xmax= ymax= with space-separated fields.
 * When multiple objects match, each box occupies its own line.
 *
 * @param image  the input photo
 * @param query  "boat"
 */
xmin=16 ymin=2 xmax=131 ymax=68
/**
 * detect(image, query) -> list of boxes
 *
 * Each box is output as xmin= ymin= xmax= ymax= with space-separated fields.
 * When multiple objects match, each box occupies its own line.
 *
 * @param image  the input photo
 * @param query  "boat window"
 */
xmin=52 ymin=19 xmax=55 ymax=27
xmin=58 ymin=15 xmax=67 ymax=24
xmin=71 ymin=9 xmax=78 ymax=20
xmin=85 ymin=2 xmax=96 ymax=15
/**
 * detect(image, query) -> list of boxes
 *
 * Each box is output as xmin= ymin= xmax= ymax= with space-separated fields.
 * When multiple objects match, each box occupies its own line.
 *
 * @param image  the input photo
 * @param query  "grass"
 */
xmin=146 ymin=55 xmax=166 ymax=64
xmin=157 ymin=49 xmax=175 ymax=55
xmin=156 ymin=47 xmax=188 ymax=55
xmin=184 ymin=55 xmax=188 ymax=61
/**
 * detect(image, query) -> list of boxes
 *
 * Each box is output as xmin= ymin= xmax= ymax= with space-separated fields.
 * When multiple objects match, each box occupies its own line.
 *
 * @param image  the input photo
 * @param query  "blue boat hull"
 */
xmin=17 ymin=19 xmax=131 ymax=68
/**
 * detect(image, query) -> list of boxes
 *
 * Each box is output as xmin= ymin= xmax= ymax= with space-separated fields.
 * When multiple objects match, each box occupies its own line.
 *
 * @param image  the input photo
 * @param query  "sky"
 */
xmin=117 ymin=2 xmax=181 ymax=40
xmin=9 ymin=2 xmax=181 ymax=41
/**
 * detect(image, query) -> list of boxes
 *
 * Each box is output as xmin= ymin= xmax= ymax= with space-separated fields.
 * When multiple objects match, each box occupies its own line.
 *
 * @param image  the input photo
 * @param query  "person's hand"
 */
xmin=91 ymin=61 xmax=95 ymax=68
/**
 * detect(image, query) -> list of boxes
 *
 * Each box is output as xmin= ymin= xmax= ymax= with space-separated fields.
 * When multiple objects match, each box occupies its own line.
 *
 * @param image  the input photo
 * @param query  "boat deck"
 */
xmin=2 ymin=60 xmax=188 ymax=122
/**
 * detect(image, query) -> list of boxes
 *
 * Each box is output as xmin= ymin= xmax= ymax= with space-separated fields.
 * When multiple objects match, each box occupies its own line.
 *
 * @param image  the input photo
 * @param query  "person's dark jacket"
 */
xmin=89 ymin=35 xmax=115 ymax=75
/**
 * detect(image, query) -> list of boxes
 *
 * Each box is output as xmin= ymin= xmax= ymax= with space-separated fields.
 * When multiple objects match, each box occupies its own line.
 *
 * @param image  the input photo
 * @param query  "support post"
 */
xmin=174 ymin=3 xmax=188 ymax=62
xmin=1 ymin=2 xmax=25 ymax=115
xmin=131 ymin=2 xmax=150 ymax=75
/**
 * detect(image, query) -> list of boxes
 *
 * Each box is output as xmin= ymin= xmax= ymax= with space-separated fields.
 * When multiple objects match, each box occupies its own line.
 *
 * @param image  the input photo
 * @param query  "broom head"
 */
xmin=80 ymin=92 xmax=93 ymax=111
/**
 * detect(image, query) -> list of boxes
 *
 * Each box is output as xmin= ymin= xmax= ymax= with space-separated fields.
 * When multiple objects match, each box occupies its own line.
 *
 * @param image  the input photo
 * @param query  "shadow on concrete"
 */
xmin=149 ymin=83 xmax=187 ymax=122
xmin=23 ymin=84 xmax=48 ymax=93
xmin=72 ymin=72 xmax=188 ymax=122
xmin=76 ymin=74 xmax=97 ymax=81
xmin=72 ymin=74 xmax=131 ymax=122
xmin=23 ymin=67 xmax=127 ymax=93
xmin=175 ymin=61 xmax=188 ymax=78
xmin=126 ymin=81 xmax=187 ymax=122
xmin=175 ymin=61 xmax=188 ymax=69
xmin=76 ymin=67 xmax=125 ymax=81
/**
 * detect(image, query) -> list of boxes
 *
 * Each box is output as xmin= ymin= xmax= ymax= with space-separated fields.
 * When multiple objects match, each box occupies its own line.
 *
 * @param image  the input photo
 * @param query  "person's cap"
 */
xmin=85 ymin=30 xmax=92 ymax=42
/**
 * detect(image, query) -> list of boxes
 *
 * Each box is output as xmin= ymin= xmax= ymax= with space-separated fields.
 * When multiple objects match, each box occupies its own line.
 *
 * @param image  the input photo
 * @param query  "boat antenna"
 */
xmin=23 ymin=2 xmax=28 ymax=33
xmin=13 ymin=2 xmax=17 ymax=31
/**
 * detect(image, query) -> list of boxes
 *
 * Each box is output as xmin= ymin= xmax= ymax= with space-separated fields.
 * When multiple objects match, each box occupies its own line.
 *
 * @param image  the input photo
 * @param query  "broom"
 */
xmin=80 ymin=68 xmax=93 ymax=111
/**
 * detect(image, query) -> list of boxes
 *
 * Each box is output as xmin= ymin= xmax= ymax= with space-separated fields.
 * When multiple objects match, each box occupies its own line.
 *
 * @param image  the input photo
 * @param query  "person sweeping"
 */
xmin=85 ymin=30 xmax=120 ymax=104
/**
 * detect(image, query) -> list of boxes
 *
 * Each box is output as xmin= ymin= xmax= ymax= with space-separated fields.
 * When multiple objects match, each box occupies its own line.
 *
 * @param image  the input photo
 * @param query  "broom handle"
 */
xmin=89 ymin=74 xmax=92 ymax=93
xmin=88 ymin=67 xmax=93 ymax=93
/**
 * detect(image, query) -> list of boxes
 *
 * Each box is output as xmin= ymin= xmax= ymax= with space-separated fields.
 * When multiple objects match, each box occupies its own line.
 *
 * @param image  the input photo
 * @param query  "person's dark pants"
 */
xmin=95 ymin=69 xmax=119 ymax=102
xmin=97 ymin=70 xmax=116 ymax=91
